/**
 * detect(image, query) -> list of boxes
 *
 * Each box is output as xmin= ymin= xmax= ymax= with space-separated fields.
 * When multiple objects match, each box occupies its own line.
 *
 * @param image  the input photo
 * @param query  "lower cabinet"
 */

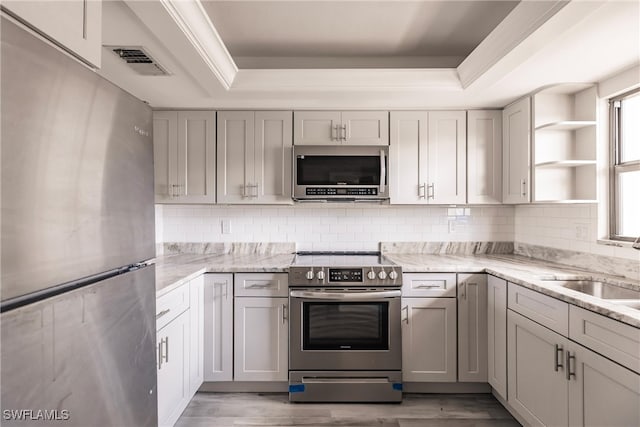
xmin=188 ymin=275 xmax=204 ymax=395
xmin=401 ymin=297 xmax=457 ymax=382
xmin=157 ymin=309 xmax=190 ymax=427
xmin=457 ymin=273 xmax=488 ymax=382
xmin=233 ymin=296 xmax=288 ymax=381
xmin=203 ymin=273 xmax=233 ymax=381
xmin=487 ymin=275 xmax=508 ymax=399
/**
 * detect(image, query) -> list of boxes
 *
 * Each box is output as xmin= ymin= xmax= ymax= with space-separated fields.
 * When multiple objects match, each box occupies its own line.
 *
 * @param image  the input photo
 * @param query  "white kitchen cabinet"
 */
xmin=390 ymin=111 xmax=466 ymax=204
xmin=487 ymin=275 xmax=508 ymax=399
xmin=567 ymin=342 xmax=640 ymax=427
xmin=532 ymin=84 xmax=597 ymax=202
xmin=188 ymin=275 xmax=204 ymax=395
xmin=217 ymin=111 xmax=292 ymax=204
xmin=203 ymin=274 xmax=233 ymax=382
xmin=233 ymin=297 xmax=288 ymax=381
xmin=294 ymin=111 xmax=388 ymax=145
xmin=153 ymin=111 xmax=216 ymax=203
xmin=401 ymin=297 xmax=457 ymax=382
xmin=157 ymin=309 xmax=190 ymax=427
xmin=2 ymin=0 xmax=102 ymax=67
xmin=507 ymin=309 xmax=569 ymax=427
xmin=457 ymin=273 xmax=488 ymax=382
xmin=502 ymin=97 xmax=531 ymax=204
xmin=467 ymin=110 xmax=503 ymax=204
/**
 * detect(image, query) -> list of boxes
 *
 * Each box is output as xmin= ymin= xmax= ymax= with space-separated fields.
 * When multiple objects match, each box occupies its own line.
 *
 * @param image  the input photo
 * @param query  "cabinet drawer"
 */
xmin=234 ymin=273 xmax=288 ymax=297
xmin=402 ymin=273 xmax=457 ymax=297
xmin=508 ymin=283 xmax=568 ymax=336
xmin=569 ymin=305 xmax=640 ymax=374
xmin=156 ymin=282 xmax=190 ymax=330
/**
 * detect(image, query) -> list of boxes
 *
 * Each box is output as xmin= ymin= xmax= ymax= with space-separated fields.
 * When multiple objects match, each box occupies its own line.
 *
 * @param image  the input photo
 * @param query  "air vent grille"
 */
xmin=106 ymin=46 xmax=169 ymax=76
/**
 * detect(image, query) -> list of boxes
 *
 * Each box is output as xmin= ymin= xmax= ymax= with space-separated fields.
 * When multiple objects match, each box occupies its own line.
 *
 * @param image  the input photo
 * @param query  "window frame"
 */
xmin=609 ymin=87 xmax=640 ymax=242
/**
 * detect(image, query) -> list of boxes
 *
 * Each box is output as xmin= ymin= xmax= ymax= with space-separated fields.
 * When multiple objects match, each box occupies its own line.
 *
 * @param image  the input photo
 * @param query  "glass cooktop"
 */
xmin=292 ymin=251 xmax=396 ymax=267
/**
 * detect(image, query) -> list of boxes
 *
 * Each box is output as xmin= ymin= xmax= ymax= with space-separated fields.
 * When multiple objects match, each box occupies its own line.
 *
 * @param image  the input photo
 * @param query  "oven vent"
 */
xmin=107 ymin=46 xmax=169 ymax=76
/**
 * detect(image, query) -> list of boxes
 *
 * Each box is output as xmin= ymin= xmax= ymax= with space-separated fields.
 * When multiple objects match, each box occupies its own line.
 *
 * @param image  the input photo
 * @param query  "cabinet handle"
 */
xmin=460 ymin=283 xmax=467 ymax=300
xmin=170 ymin=184 xmax=180 ymax=198
xmin=418 ymin=183 xmax=426 ymax=199
xmin=554 ymin=344 xmax=564 ymax=371
xmin=156 ymin=309 xmax=171 ymax=319
xmin=428 ymin=183 xmax=435 ymax=200
xmin=164 ymin=336 xmax=169 ymax=363
xmin=246 ymin=183 xmax=259 ymax=198
xmin=402 ymin=306 xmax=409 ymax=324
xmin=341 ymin=124 xmax=347 ymax=142
xmin=158 ymin=339 xmax=164 ymax=370
xmin=566 ymin=351 xmax=576 ymax=380
xmin=282 ymin=303 xmax=288 ymax=324
xmin=332 ymin=124 xmax=339 ymax=141
xmin=521 ymin=179 xmax=527 ymax=197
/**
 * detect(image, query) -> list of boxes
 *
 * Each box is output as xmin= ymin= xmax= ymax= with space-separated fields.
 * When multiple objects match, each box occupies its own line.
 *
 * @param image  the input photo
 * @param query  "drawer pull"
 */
xmin=156 ymin=309 xmax=171 ymax=319
xmin=416 ymin=284 xmax=443 ymax=289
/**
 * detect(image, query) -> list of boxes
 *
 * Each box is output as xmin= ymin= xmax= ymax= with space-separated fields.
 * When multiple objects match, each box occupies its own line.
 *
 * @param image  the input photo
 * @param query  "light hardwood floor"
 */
xmin=176 ymin=393 xmax=521 ymax=426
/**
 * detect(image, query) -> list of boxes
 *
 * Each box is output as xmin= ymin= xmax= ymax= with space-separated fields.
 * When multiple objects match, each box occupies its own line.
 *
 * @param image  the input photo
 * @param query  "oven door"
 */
xmin=293 ymin=146 xmax=388 ymax=200
xmin=289 ymin=289 xmax=401 ymax=371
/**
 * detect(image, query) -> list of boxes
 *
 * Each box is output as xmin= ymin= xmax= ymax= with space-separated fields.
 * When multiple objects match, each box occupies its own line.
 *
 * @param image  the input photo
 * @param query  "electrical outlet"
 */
xmin=448 ymin=220 xmax=456 ymax=233
xmin=221 ymin=219 xmax=231 ymax=234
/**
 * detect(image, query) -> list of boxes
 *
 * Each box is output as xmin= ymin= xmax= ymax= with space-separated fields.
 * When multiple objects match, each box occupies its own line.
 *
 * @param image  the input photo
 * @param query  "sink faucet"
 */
xmin=634 ymin=236 xmax=640 ymax=250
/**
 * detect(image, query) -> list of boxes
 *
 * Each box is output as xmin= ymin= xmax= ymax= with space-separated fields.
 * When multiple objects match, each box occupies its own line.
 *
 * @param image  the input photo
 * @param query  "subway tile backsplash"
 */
xmin=157 ymin=204 xmax=515 ymax=252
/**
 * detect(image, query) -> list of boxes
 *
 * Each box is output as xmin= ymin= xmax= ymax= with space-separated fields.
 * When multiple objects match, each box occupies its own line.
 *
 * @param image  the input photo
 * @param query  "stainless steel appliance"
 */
xmin=293 ymin=145 xmax=389 ymax=201
xmin=1 ymin=16 xmax=157 ymax=426
xmin=288 ymin=252 xmax=402 ymax=402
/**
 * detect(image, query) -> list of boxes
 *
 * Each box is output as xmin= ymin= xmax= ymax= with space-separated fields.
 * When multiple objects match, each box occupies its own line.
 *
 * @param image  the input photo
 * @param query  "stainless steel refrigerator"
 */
xmin=1 ymin=16 xmax=157 ymax=426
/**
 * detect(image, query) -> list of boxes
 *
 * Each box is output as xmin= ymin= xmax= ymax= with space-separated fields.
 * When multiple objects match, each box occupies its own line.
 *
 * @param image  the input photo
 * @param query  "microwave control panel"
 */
xmin=305 ymin=187 xmax=378 ymax=196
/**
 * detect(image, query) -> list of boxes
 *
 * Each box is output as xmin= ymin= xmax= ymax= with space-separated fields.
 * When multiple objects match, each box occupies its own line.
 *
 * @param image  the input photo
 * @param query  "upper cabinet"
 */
xmin=217 ymin=111 xmax=293 ymax=204
xmin=502 ymin=97 xmax=531 ymax=204
xmin=467 ymin=111 xmax=503 ymax=204
xmin=153 ymin=111 xmax=216 ymax=204
xmin=532 ymin=84 xmax=597 ymax=203
xmin=2 ymin=0 xmax=102 ymax=68
xmin=390 ymin=111 xmax=466 ymax=204
xmin=294 ymin=111 xmax=388 ymax=145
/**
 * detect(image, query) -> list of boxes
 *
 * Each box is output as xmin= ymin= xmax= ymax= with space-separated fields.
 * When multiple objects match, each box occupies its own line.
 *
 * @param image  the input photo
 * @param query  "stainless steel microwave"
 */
xmin=293 ymin=145 xmax=389 ymax=201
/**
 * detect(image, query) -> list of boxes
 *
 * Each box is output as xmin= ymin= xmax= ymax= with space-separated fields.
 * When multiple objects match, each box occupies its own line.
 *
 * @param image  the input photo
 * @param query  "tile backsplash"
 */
xmin=156 ymin=204 xmax=515 ymax=252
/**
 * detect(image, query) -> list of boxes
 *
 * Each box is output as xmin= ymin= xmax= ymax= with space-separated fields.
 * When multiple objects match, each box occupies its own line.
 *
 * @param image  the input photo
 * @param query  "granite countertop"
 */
xmin=384 ymin=253 xmax=640 ymax=328
xmin=155 ymin=250 xmax=640 ymax=328
xmin=155 ymin=252 xmax=295 ymax=296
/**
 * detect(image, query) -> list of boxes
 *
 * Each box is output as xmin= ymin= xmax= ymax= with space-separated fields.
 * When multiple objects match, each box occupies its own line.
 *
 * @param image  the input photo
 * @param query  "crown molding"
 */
xmin=159 ymin=0 xmax=237 ymax=90
xmin=232 ymin=68 xmax=461 ymax=92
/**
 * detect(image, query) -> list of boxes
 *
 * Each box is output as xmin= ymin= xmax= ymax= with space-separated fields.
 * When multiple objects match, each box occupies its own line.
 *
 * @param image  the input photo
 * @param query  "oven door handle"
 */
xmin=289 ymin=290 xmax=401 ymax=300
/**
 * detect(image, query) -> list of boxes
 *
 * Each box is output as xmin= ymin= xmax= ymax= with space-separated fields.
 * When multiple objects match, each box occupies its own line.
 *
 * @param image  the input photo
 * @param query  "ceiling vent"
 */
xmin=107 ymin=46 xmax=169 ymax=76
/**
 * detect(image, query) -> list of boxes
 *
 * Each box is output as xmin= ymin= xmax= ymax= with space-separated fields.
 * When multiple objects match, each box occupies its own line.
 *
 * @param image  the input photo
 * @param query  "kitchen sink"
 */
xmin=541 ymin=280 xmax=640 ymax=300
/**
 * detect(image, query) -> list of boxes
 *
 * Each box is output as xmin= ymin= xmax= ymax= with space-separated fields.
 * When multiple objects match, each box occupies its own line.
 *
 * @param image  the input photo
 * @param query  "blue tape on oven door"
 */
xmin=392 ymin=383 xmax=403 ymax=391
xmin=289 ymin=384 xmax=305 ymax=393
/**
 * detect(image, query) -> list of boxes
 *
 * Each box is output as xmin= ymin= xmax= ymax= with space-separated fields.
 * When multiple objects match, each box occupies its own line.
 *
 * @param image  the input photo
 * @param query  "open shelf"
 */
xmin=535 ymin=160 xmax=597 ymax=168
xmin=535 ymin=121 xmax=596 ymax=131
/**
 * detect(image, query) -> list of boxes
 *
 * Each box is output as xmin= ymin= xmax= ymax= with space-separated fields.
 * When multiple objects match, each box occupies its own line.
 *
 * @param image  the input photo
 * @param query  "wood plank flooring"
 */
xmin=176 ymin=393 xmax=521 ymax=426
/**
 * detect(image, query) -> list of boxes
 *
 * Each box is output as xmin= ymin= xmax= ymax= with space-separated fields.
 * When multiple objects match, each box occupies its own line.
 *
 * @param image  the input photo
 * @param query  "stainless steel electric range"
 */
xmin=288 ymin=252 xmax=403 ymax=402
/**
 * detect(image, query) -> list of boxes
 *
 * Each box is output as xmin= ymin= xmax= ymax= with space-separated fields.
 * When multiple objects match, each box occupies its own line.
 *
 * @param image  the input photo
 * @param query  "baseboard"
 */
xmin=401 ymin=382 xmax=491 ymax=393
xmin=199 ymin=382 xmax=289 ymax=392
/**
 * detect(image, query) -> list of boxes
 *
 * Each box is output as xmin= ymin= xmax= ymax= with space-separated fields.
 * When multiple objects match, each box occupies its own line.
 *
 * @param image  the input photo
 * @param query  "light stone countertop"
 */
xmin=155 ymin=251 xmax=640 ymax=328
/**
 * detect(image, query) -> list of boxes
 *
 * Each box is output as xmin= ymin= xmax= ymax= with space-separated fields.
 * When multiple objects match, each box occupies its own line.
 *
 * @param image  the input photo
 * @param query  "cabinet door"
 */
xmin=175 ymin=111 xmax=216 ymax=203
xmin=503 ymin=97 xmax=531 ymax=204
xmin=467 ymin=110 xmax=502 ymax=204
xmin=401 ymin=297 xmax=457 ymax=382
xmin=508 ymin=309 xmax=569 ymax=427
xmin=217 ymin=111 xmax=254 ymax=203
xmin=342 ymin=111 xmax=389 ymax=145
xmin=254 ymin=111 xmax=293 ymax=203
xmin=153 ymin=111 xmax=178 ymax=203
xmin=293 ymin=111 xmax=341 ymax=145
xmin=389 ymin=111 xmax=429 ymax=204
xmin=457 ymin=273 xmax=488 ymax=382
xmin=234 ymin=297 xmax=288 ymax=381
xmin=487 ymin=275 xmax=508 ymax=399
xmin=3 ymin=0 xmax=102 ymax=67
xmin=568 ymin=343 xmax=640 ymax=427
xmin=188 ymin=275 xmax=204 ymax=395
xmin=203 ymin=274 xmax=233 ymax=382
xmin=157 ymin=310 xmax=190 ymax=427
xmin=427 ymin=111 xmax=467 ymax=204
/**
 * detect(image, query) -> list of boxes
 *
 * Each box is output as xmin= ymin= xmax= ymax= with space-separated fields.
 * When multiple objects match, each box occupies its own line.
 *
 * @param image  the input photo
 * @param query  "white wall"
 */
xmin=514 ymin=204 xmax=639 ymax=261
xmin=157 ymin=204 xmax=514 ymax=252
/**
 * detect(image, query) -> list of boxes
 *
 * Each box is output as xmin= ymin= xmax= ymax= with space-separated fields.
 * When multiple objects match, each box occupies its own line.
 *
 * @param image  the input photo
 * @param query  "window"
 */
xmin=610 ymin=88 xmax=640 ymax=241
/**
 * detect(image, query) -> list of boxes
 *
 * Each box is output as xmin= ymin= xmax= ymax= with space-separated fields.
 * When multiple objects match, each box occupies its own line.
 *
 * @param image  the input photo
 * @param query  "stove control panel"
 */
xmin=289 ymin=266 xmax=402 ymax=287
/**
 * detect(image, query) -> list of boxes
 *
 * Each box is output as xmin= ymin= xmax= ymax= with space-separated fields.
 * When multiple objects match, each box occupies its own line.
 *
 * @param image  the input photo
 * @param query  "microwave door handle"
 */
xmin=379 ymin=149 xmax=387 ymax=195
xmin=290 ymin=290 xmax=401 ymax=300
